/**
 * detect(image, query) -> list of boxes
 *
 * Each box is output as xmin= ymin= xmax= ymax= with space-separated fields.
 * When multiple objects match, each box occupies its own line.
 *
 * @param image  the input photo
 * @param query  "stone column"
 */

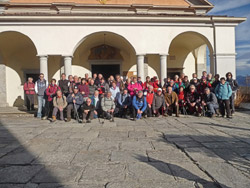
xmin=137 ymin=54 xmax=145 ymax=82
xmin=0 ymin=60 xmax=8 ymax=107
xmin=39 ymin=55 xmax=48 ymax=81
xmin=160 ymin=54 xmax=167 ymax=85
xmin=64 ymin=56 xmax=72 ymax=77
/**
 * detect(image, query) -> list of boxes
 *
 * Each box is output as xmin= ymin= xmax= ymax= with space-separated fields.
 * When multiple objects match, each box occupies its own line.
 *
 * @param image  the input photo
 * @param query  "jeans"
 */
xmin=207 ymin=103 xmax=219 ymax=115
xmin=37 ymin=95 xmax=46 ymax=118
xmin=229 ymin=93 xmax=236 ymax=113
xmin=52 ymin=107 xmax=64 ymax=120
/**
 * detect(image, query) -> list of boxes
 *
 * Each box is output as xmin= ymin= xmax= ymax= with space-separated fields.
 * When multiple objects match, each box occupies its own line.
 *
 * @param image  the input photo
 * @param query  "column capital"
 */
xmin=159 ymin=54 xmax=169 ymax=56
xmin=37 ymin=55 xmax=48 ymax=58
xmin=63 ymin=55 xmax=74 ymax=58
xmin=136 ymin=54 xmax=146 ymax=56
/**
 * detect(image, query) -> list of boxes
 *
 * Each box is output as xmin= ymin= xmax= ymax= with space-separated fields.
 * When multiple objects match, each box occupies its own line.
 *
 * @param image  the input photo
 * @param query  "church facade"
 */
xmin=0 ymin=0 xmax=246 ymax=107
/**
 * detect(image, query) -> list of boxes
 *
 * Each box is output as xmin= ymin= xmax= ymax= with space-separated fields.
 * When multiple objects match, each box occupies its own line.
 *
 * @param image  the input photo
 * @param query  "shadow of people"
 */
xmin=135 ymin=154 xmax=230 ymax=188
xmin=13 ymin=96 xmax=24 ymax=107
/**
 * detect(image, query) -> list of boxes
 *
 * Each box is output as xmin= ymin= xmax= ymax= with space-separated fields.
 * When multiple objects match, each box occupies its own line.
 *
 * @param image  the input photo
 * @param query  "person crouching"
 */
xmin=82 ymin=98 xmax=95 ymax=123
xmin=52 ymin=90 xmax=67 ymax=122
xmin=132 ymin=90 xmax=147 ymax=121
xmin=101 ymin=91 xmax=115 ymax=122
xmin=152 ymin=88 xmax=166 ymax=117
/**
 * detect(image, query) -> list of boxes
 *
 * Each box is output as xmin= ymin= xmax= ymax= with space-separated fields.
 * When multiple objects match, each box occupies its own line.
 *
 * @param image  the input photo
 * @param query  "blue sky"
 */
xmin=208 ymin=0 xmax=250 ymax=77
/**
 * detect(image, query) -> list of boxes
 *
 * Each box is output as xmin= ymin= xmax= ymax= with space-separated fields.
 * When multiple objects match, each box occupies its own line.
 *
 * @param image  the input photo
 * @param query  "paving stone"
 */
xmin=32 ymin=165 xmax=83 ymax=183
xmin=147 ymin=150 xmax=189 ymax=163
xmin=119 ymin=140 xmax=153 ymax=151
xmin=128 ymin=131 xmax=146 ymax=138
xmin=88 ymin=141 xmax=119 ymax=151
xmin=32 ymin=152 xmax=76 ymax=165
xmin=0 ymin=150 xmax=38 ymax=165
xmin=71 ymin=151 xmax=110 ymax=165
xmin=0 ymin=165 xmax=43 ymax=183
xmin=111 ymin=151 xmax=148 ymax=163
xmin=79 ymin=163 xmax=125 ymax=184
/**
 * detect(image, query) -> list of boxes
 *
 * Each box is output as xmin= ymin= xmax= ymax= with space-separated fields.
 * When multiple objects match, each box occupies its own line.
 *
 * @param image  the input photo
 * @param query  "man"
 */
xmin=52 ymin=90 xmax=67 ymax=122
xmin=110 ymin=81 xmax=120 ymax=101
xmin=91 ymin=90 xmax=101 ymax=118
xmin=69 ymin=75 xmax=80 ymax=93
xmin=82 ymin=98 xmax=95 ymax=123
xmin=117 ymin=88 xmax=131 ymax=118
xmin=186 ymin=85 xmax=202 ymax=116
xmin=85 ymin=73 xmax=89 ymax=82
xmin=98 ymin=78 xmax=110 ymax=96
xmin=58 ymin=73 xmax=69 ymax=97
xmin=212 ymin=74 xmax=220 ymax=91
xmin=23 ymin=77 xmax=35 ymax=111
xmin=88 ymin=79 xmax=97 ymax=98
xmin=94 ymin=73 xmax=103 ymax=86
xmin=152 ymin=88 xmax=166 ymax=117
xmin=183 ymin=76 xmax=190 ymax=92
xmin=137 ymin=76 xmax=143 ymax=87
xmin=146 ymin=85 xmax=154 ymax=117
xmin=101 ymin=91 xmax=115 ymax=122
xmin=202 ymin=71 xmax=207 ymax=79
xmin=35 ymin=73 xmax=48 ymax=119
xmin=92 ymin=73 xmax=97 ymax=81
xmin=164 ymin=86 xmax=179 ymax=117
xmin=78 ymin=78 xmax=89 ymax=101
xmin=202 ymin=88 xmax=219 ymax=118
xmin=167 ymin=80 xmax=178 ymax=93
xmin=215 ymin=77 xmax=232 ymax=118
xmin=190 ymin=73 xmax=199 ymax=84
xmin=132 ymin=90 xmax=147 ymax=121
xmin=68 ymin=75 xmax=73 ymax=84
xmin=226 ymin=72 xmax=239 ymax=115
xmin=66 ymin=85 xmax=84 ymax=122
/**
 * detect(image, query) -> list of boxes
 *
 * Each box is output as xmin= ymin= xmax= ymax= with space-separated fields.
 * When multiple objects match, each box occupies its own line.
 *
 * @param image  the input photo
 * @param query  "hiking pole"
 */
xmin=74 ymin=103 xmax=82 ymax=123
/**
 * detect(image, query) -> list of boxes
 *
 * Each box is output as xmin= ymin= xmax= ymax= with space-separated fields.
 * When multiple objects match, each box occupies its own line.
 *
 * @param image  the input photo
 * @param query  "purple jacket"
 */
xmin=78 ymin=84 xmax=89 ymax=98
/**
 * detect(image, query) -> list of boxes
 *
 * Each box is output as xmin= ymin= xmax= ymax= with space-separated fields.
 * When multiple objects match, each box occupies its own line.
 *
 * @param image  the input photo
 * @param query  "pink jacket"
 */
xmin=128 ymin=83 xmax=143 ymax=96
xmin=23 ymin=82 xmax=35 ymax=95
xmin=46 ymin=84 xmax=60 ymax=102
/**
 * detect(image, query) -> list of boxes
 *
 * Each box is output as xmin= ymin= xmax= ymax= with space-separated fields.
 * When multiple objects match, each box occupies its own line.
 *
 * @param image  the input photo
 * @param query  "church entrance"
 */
xmin=91 ymin=64 xmax=120 ymax=80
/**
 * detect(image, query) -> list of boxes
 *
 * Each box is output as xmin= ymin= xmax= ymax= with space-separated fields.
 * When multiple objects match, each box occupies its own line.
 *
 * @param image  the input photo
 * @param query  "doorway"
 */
xmin=91 ymin=64 xmax=120 ymax=80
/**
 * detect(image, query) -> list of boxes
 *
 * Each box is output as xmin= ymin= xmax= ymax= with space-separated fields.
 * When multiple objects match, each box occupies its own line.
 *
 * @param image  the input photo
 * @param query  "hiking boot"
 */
xmin=86 ymin=120 xmax=91 ymax=123
xmin=42 ymin=116 xmax=47 ymax=120
xmin=66 ymin=117 xmax=71 ymax=122
xmin=176 ymin=114 xmax=180 ymax=118
xmin=227 ymin=115 xmax=232 ymax=119
xmin=83 ymin=120 xmax=86 ymax=123
xmin=52 ymin=116 xmax=56 ymax=122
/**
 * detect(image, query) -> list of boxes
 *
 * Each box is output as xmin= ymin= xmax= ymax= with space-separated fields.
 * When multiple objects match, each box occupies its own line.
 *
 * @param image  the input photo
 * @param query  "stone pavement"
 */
xmin=0 ymin=110 xmax=250 ymax=188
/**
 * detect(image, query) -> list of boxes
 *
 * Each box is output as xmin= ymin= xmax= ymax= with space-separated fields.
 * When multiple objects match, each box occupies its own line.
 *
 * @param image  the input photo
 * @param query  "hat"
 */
xmin=138 ymin=90 xmax=143 ymax=94
xmin=74 ymin=85 xmax=78 ymax=89
xmin=157 ymin=88 xmax=162 ymax=92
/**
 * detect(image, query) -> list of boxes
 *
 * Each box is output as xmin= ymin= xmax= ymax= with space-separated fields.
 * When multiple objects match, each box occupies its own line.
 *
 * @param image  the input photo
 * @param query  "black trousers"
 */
xmin=146 ymin=105 xmax=153 ymax=117
xmin=219 ymin=99 xmax=231 ymax=117
xmin=83 ymin=111 xmax=94 ymax=120
xmin=25 ymin=94 xmax=35 ymax=110
xmin=45 ymin=100 xmax=53 ymax=118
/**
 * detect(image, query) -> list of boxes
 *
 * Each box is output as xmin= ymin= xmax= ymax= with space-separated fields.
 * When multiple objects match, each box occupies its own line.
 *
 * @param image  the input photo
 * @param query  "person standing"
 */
xmin=45 ymin=79 xmax=60 ymax=119
xmin=78 ymin=78 xmax=89 ymax=101
xmin=215 ymin=77 xmax=232 ymax=118
xmin=146 ymin=85 xmax=154 ymax=117
xmin=226 ymin=72 xmax=239 ymax=115
xmin=35 ymin=73 xmax=48 ymax=119
xmin=23 ymin=77 xmax=35 ymax=111
xmin=58 ymin=73 xmax=69 ymax=97
xmin=128 ymin=77 xmax=143 ymax=97
xmin=117 ymin=88 xmax=131 ymax=118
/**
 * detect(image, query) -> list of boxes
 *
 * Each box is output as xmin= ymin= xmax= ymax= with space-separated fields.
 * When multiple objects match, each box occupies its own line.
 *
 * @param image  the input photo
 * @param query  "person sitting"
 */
xmin=152 ymin=88 xmax=166 ymax=117
xmin=117 ymin=88 xmax=131 ymax=118
xmin=82 ymin=98 xmax=95 ymax=123
xmin=91 ymin=90 xmax=101 ymax=119
xmin=110 ymin=81 xmax=120 ymax=101
xmin=45 ymin=79 xmax=60 ymax=119
xmin=215 ymin=77 xmax=232 ymax=118
xmin=66 ymin=85 xmax=84 ymax=122
xmin=23 ymin=77 xmax=35 ymax=111
xmin=186 ymin=85 xmax=202 ymax=116
xmin=202 ymin=87 xmax=219 ymax=118
xmin=128 ymin=77 xmax=143 ymax=97
xmin=146 ymin=85 xmax=154 ymax=117
xmin=132 ymin=90 xmax=147 ymax=121
xmin=52 ymin=90 xmax=67 ymax=122
xmin=78 ymin=78 xmax=89 ymax=101
xmin=164 ymin=86 xmax=179 ymax=117
xmin=101 ymin=91 xmax=115 ymax=122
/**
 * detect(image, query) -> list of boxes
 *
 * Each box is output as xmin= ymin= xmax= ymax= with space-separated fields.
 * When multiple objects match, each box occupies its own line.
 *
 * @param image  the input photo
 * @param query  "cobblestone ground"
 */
xmin=0 ymin=110 xmax=250 ymax=188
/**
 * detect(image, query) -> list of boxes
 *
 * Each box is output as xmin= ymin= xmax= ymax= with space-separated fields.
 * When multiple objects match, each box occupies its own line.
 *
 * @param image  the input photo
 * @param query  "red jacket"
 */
xmin=23 ymin=82 xmax=35 ymax=95
xmin=146 ymin=92 xmax=154 ymax=105
xmin=46 ymin=84 xmax=60 ymax=102
xmin=143 ymin=81 xmax=153 ymax=91
xmin=197 ymin=82 xmax=212 ymax=95
xmin=153 ymin=80 xmax=160 ymax=93
xmin=178 ymin=91 xmax=185 ymax=101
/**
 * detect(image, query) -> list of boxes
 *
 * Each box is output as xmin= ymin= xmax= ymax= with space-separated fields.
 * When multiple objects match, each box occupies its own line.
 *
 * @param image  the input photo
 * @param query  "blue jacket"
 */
xmin=132 ymin=95 xmax=147 ymax=112
xmin=215 ymin=82 xmax=232 ymax=100
xmin=118 ymin=93 xmax=132 ymax=107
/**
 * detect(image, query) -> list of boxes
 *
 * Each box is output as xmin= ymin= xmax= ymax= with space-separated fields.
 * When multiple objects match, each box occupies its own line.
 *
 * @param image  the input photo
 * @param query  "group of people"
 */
xmin=23 ymin=70 xmax=239 ymax=123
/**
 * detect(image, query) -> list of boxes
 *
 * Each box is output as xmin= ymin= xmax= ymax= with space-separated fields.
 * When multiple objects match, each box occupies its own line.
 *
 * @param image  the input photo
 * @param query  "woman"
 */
xmin=45 ymin=79 xmax=60 ymax=119
xmin=143 ymin=76 xmax=152 ymax=91
xmin=128 ymin=77 xmax=143 ymax=97
xmin=78 ymin=78 xmax=89 ymax=101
